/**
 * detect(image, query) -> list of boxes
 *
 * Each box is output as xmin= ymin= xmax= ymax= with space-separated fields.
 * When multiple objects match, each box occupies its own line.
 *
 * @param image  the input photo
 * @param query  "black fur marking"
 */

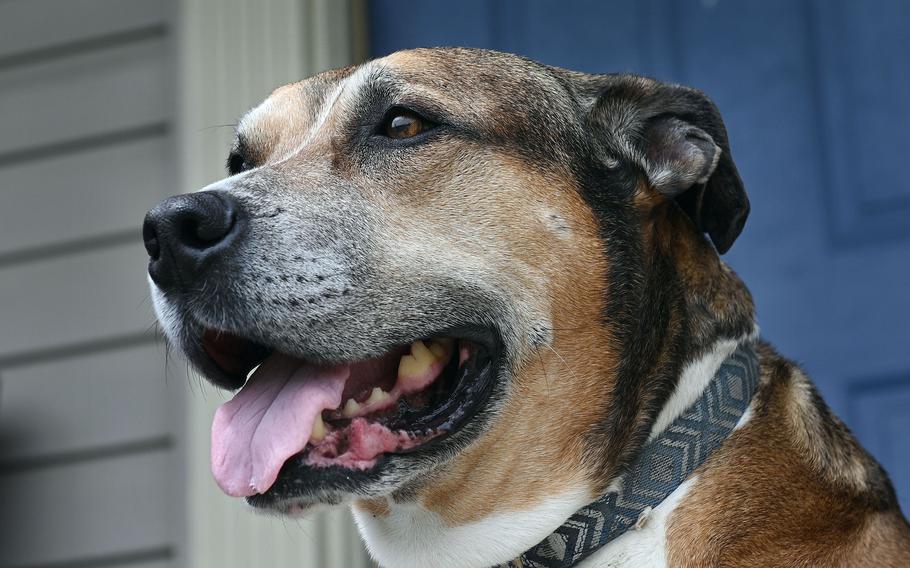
xmin=572 ymin=156 xmax=694 ymax=489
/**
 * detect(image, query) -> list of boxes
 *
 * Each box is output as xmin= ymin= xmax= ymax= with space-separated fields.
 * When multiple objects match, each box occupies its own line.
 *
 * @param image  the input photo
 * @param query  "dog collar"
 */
xmin=500 ymin=342 xmax=760 ymax=568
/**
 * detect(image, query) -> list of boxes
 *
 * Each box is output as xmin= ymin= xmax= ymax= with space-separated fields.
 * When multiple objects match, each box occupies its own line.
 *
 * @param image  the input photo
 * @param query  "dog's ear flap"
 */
xmin=589 ymin=76 xmax=749 ymax=253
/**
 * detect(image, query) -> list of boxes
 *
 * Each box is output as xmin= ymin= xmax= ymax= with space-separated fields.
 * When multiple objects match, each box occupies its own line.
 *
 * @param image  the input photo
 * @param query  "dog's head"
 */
xmin=145 ymin=47 xmax=751 ymax=549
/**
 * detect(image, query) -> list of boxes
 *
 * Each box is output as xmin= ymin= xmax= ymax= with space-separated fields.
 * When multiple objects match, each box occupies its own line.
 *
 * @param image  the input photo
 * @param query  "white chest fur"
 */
xmin=352 ymin=486 xmax=592 ymax=568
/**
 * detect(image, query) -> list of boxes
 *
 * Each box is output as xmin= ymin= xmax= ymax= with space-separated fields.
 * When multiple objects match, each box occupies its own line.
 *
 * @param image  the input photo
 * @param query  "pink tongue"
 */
xmin=210 ymin=354 xmax=349 ymax=497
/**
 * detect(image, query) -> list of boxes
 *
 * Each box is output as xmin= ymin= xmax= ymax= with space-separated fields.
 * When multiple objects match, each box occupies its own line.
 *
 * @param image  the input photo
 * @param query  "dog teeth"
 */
xmin=429 ymin=338 xmax=454 ymax=359
xmin=458 ymin=340 xmax=471 ymax=368
xmin=411 ymin=340 xmax=434 ymax=362
xmin=341 ymin=388 xmax=391 ymax=419
xmin=398 ymin=339 xmax=452 ymax=382
xmin=366 ymin=386 xmax=391 ymax=406
xmin=310 ymin=413 xmax=326 ymax=443
xmin=343 ymin=398 xmax=361 ymax=418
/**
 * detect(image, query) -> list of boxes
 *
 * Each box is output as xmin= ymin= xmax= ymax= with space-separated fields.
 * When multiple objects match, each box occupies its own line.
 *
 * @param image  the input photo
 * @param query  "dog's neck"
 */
xmin=352 ymin=210 xmax=757 ymax=568
xmin=352 ymin=338 xmax=757 ymax=568
xmin=506 ymin=341 xmax=760 ymax=568
xmin=586 ymin=203 xmax=756 ymax=492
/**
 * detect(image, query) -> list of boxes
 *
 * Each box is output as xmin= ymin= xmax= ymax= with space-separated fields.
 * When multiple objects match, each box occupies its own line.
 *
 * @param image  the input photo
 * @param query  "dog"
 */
xmin=143 ymin=47 xmax=910 ymax=567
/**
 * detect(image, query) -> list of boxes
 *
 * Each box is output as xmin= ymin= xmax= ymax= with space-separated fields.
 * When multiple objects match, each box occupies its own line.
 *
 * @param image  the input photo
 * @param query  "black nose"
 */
xmin=143 ymin=191 xmax=240 ymax=290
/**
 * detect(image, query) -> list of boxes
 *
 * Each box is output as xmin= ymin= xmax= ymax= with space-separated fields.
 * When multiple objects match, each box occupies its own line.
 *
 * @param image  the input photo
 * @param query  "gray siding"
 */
xmin=0 ymin=1 xmax=178 ymax=567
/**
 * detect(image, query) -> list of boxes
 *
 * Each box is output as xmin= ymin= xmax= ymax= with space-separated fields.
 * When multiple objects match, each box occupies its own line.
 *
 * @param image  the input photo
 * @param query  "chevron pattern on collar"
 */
xmin=498 ymin=342 xmax=761 ymax=568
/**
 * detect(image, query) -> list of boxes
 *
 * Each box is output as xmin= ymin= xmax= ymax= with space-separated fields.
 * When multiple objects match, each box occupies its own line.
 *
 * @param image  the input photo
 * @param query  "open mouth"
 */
xmin=202 ymin=328 xmax=496 ymax=498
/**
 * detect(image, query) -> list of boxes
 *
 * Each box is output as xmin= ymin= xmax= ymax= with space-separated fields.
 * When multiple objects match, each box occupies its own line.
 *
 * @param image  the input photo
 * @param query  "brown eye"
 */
xmin=383 ymin=110 xmax=431 ymax=139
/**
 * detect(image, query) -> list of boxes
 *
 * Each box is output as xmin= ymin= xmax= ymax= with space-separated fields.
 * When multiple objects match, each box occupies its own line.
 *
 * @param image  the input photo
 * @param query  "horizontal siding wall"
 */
xmin=0 ymin=344 xmax=173 ymax=465
xmin=0 ymin=137 xmax=169 ymax=259
xmin=0 ymin=2 xmax=372 ymax=567
xmin=0 ymin=1 xmax=180 ymax=568
xmin=0 ymin=38 xmax=169 ymax=156
xmin=1 ymin=450 xmax=173 ymax=567
xmin=0 ymin=0 xmax=166 ymax=61
xmin=0 ymin=244 xmax=157 ymax=358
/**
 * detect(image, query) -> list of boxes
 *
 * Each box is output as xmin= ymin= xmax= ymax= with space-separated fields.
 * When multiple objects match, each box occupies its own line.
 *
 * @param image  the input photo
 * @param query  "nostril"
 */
xmin=176 ymin=205 xmax=236 ymax=249
xmin=196 ymin=213 xmax=235 ymax=242
xmin=142 ymin=216 xmax=161 ymax=260
xmin=143 ymin=191 xmax=241 ymax=290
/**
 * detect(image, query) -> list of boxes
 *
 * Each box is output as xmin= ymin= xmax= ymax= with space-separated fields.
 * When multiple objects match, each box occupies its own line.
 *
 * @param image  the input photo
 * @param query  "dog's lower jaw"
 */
xmin=351 ymin=334 xmax=757 ymax=568
xmin=352 ymin=485 xmax=593 ymax=568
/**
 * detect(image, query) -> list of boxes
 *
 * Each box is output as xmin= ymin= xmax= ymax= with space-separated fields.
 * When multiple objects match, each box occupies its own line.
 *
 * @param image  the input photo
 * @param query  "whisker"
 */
xmin=534 ymin=346 xmax=551 ymax=398
xmin=136 ymin=293 xmax=152 ymax=310
xmin=199 ymin=123 xmax=237 ymax=132
xmin=543 ymin=343 xmax=582 ymax=386
xmin=144 ymin=319 xmax=159 ymax=335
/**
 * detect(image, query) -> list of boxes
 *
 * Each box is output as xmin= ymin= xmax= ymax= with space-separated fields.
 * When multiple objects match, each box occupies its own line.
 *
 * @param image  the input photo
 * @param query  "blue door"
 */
xmin=370 ymin=0 xmax=910 ymax=512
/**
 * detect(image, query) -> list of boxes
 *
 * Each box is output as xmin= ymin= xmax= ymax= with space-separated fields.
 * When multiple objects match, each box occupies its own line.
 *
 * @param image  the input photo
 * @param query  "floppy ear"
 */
xmin=588 ymin=75 xmax=749 ymax=253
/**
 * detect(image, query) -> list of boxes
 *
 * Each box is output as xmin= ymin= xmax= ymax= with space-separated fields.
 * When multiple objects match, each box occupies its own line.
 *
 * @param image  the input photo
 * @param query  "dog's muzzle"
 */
xmin=142 ymin=191 xmax=241 ymax=292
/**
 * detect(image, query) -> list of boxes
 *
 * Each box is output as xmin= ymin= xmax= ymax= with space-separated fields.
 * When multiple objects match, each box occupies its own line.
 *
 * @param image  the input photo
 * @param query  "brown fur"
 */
xmin=240 ymin=66 xmax=620 ymax=519
xmin=384 ymin=153 xmax=616 ymax=523
xmin=666 ymin=346 xmax=910 ymax=566
xmin=354 ymin=497 xmax=391 ymax=519
xmin=193 ymin=47 xmax=909 ymax=563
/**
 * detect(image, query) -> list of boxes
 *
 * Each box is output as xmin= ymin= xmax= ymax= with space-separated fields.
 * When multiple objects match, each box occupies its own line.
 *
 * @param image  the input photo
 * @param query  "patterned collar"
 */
xmin=498 ymin=342 xmax=761 ymax=568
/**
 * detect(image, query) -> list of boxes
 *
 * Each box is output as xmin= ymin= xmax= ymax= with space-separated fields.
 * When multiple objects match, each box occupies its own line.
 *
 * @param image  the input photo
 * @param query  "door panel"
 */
xmin=370 ymin=0 xmax=910 ymax=513
xmin=813 ymin=0 xmax=910 ymax=241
